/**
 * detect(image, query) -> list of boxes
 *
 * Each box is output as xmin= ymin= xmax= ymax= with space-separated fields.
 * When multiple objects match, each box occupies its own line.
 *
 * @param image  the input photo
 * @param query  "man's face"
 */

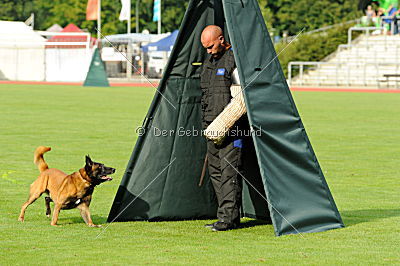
xmin=201 ymin=35 xmax=224 ymax=58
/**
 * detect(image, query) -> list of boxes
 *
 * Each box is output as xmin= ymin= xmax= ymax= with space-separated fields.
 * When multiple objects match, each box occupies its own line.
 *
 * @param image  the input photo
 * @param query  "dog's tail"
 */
xmin=34 ymin=146 xmax=51 ymax=173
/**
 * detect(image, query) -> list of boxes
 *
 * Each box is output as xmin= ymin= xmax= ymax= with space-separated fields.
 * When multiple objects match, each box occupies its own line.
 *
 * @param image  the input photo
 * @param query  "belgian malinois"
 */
xmin=18 ymin=146 xmax=115 ymax=227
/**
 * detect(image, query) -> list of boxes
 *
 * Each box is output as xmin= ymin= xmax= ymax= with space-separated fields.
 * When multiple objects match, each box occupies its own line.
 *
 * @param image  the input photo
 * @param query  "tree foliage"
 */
xmin=0 ymin=0 xmax=360 ymax=36
xmin=268 ymin=0 xmax=361 ymax=35
xmin=0 ymin=0 xmax=187 ymax=35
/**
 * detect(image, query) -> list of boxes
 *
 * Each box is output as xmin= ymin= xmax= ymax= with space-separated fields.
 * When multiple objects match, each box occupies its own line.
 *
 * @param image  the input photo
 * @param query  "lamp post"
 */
xmin=127 ymin=0 xmax=131 ymax=34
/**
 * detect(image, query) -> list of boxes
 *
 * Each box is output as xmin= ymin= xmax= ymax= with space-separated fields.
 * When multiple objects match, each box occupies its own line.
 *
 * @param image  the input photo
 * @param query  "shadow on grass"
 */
xmin=341 ymin=208 xmax=400 ymax=226
xmin=237 ymin=219 xmax=271 ymax=229
xmin=57 ymin=216 xmax=272 ymax=229
xmin=58 ymin=215 xmax=108 ymax=225
xmin=56 ymin=209 xmax=400 ymax=228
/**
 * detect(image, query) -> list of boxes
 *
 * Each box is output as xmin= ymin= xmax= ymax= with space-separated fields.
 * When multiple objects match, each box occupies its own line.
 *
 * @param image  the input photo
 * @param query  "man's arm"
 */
xmin=204 ymin=68 xmax=247 ymax=144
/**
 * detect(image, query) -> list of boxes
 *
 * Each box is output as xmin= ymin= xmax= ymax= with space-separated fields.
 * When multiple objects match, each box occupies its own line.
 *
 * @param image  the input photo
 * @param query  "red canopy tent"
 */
xmin=47 ymin=23 xmax=96 ymax=48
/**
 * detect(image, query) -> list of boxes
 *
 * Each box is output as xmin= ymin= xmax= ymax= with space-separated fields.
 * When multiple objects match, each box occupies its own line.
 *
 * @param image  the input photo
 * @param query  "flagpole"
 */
xmin=136 ymin=0 xmax=139 ymax=33
xmin=97 ymin=0 xmax=101 ymax=40
xmin=158 ymin=0 xmax=161 ymax=34
xmin=127 ymin=0 xmax=132 ymax=79
xmin=127 ymin=0 xmax=131 ymax=34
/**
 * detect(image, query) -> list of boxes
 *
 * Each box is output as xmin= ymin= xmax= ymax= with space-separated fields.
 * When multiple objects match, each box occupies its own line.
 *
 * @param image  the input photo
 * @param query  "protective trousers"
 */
xmin=207 ymin=137 xmax=243 ymax=225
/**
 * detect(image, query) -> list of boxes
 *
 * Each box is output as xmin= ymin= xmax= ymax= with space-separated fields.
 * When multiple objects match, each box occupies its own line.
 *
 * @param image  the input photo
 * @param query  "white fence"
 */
xmin=0 ymin=31 xmax=94 ymax=82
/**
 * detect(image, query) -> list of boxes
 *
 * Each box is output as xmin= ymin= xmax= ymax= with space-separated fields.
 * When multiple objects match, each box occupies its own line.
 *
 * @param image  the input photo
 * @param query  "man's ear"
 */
xmin=85 ymin=155 xmax=93 ymax=167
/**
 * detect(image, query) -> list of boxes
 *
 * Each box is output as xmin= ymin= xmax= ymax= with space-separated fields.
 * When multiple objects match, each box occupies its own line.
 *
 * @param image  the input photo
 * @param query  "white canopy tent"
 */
xmin=0 ymin=21 xmax=46 ymax=81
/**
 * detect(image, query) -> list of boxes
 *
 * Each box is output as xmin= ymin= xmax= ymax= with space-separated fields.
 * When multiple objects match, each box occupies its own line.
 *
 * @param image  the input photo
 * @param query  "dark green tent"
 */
xmin=83 ymin=48 xmax=110 ymax=87
xmin=108 ymin=0 xmax=344 ymax=236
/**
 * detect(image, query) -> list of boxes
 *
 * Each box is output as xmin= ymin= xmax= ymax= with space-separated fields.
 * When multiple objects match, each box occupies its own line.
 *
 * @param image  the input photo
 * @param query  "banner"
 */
xmin=153 ymin=0 xmax=160 ymax=22
xmin=86 ymin=0 xmax=98 ymax=20
xmin=119 ymin=0 xmax=130 ymax=21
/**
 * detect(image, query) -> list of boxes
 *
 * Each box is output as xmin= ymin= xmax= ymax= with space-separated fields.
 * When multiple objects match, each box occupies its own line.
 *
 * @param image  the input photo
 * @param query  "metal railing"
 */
xmin=288 ymin=62 xmax=347 ymax=86
xmin=379 ymin=15 xmax=399 ymax=35
xmin=288 ymin=61 xmax=400 ymax=87
xmin=347 ymin=26 xmax=384 ymax=45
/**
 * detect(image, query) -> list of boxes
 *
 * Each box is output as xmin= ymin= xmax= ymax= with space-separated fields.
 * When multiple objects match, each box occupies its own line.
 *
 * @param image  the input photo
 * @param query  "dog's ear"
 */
xmin=85 ymin=155 xmax=93 ymax=167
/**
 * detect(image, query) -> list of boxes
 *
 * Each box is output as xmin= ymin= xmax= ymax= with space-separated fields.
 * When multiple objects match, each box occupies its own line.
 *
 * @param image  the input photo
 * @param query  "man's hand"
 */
xmin=204 ymin=125 xmax=227 ymax=145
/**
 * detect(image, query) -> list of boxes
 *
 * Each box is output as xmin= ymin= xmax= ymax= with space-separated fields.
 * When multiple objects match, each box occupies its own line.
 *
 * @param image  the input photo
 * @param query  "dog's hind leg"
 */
xmin=18 ymin=191 xmax=42 ymax=222
xmin=45 ymin=197 xmax=52 ymax=218
xmin=19 ymin=174 xmax=49 ymax=222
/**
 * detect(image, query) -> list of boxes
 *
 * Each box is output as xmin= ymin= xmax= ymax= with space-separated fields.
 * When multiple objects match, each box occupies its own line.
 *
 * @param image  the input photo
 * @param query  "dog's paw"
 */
xmin=18 ymin=216 xmax=24 ymax=222
xmin=89 ymin=224 xmax=102 ymax=228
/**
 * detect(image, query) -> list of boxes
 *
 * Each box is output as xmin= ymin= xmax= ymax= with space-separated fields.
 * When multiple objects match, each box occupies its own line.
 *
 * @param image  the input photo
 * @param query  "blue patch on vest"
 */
xmin=233 ymin=139 xmax=243 ymax=148
xmin=216 ymin=68 xmax=225 ymax=75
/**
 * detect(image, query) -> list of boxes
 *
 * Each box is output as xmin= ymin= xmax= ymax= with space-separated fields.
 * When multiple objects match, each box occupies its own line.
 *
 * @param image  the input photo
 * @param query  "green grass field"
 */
xmin=0 ymin=84 xmax=398 ymax=265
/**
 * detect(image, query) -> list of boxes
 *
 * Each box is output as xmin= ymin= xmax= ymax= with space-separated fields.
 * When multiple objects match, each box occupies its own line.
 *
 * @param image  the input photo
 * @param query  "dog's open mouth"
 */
xmin=100 ymin=175 xmax=113 ymax=181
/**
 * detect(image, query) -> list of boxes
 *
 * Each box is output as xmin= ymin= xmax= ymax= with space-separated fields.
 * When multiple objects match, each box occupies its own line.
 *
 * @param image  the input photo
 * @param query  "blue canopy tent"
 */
xmin=142 ymin=30 xmax=179 ymax=52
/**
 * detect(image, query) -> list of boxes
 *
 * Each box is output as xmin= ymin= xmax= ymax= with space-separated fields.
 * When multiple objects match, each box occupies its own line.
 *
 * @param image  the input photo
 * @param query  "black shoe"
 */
xmin=211 ymin=222 xmax=238 ymax=232
xmin=204 ymin=221 xmax=220 ymax=228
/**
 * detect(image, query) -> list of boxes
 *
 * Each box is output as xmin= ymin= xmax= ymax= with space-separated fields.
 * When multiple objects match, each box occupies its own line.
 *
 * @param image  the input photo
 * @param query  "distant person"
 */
xmin=366 ymin=5 xmax=376 ymax=20
xmin=377 ymin=8 xmax=385 ymax=19
xmin=373 ymin=8 xmax=385 ymax=33
xmin=383 ymin=4 xmax=398 ymax=34
xmin=392 ymin=9 xmax=400 ymax=35
xmin=364 ymin=5 xmax=377 ymax=27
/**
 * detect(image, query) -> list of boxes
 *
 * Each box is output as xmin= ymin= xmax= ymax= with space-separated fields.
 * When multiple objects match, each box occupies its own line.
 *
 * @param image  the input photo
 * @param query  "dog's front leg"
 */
xmin=77 ymin=203 xmax=101 ymax=227
xmin=51 ymin=203 xmax=62 ymax=226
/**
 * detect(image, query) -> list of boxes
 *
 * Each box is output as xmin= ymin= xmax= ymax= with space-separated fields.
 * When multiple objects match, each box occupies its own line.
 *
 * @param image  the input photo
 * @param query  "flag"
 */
xmin=153 ymin=0 xmax=160 ymax=22
xmin=119 ymin=0 xmax=130 ymax=21
xmin=86 ymin=0 xmax=99 ymax=20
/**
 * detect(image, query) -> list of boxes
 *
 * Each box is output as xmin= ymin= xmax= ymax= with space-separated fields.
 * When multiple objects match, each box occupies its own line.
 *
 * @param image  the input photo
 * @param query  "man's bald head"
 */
xmin=201 ymin=25 xmax=230 ymax=58
xmin=201 ymin=25 xmax=223 ymax=44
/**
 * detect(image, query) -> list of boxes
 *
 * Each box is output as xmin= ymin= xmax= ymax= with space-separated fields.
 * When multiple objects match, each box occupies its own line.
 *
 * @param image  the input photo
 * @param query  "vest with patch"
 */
xmin=200 ymin=49 xmax=236 ymax=129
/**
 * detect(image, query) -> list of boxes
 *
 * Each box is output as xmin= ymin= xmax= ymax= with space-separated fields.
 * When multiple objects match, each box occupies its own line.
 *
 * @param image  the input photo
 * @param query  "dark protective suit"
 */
xmin=200 ymin=48 xmax=249 ymax=225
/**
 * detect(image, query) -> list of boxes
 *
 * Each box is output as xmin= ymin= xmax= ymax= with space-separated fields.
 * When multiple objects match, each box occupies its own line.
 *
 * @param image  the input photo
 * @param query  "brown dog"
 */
xmin=18 ymin=146 xmax=115 ymax=227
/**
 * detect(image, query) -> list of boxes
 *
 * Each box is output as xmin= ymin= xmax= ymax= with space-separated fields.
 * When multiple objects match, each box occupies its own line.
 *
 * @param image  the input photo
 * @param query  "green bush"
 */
xmin=276 ymin=24 xmax=359 ymax=77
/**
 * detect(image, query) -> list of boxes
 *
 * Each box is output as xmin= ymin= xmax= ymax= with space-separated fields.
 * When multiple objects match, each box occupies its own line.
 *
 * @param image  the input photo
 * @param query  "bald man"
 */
xmin=200 ymin=25 xmax=248 ymax=231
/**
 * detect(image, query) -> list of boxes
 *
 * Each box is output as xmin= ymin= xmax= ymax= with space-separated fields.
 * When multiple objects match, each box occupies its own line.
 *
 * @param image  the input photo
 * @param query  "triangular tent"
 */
xmin=108 ymin=0 xmax=344 ymax=236
xmin=83 ymin=48 xmax=110 ymax=87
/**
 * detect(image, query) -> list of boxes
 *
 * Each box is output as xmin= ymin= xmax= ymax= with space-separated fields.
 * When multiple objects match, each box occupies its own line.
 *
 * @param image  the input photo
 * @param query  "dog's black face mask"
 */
xmin=85 ymin=155 xmax=115 ymax=185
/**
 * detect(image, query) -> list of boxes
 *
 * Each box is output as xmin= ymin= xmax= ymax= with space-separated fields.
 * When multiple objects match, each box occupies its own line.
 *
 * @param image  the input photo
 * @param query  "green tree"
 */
xmin=267 ymin=0 xmax=361 ymax=35
xmin=0 ymin=0 xmax=361 ymax=37
xmin=258 ymin=0 xmax=274 ymax=30
xmin=0 ymin=0 xmax=36 ymax=22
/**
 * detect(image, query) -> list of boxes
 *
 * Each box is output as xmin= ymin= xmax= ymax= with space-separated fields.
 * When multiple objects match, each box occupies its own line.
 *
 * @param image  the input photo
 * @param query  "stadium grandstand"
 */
xmin=288 ymin=0 xmax=400 ymax=89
